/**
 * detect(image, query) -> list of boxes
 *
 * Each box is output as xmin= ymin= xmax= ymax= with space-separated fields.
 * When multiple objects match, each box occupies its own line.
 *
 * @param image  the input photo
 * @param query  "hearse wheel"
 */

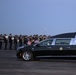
xmin=22 ymin=51 xmax=33 ymax=61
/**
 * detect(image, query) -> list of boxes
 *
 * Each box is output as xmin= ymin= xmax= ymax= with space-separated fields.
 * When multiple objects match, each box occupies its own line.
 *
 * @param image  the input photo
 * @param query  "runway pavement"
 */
xmin=0 ymin=50 xmax=76 ymax=75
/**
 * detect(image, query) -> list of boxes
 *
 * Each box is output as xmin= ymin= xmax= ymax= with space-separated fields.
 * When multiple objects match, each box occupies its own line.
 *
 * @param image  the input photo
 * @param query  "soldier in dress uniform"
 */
xmin=0 ymin=34 xmax=3 ymax=49
xmin=3 ymin=34 xmax=8 ymax=50
xmin=14 ymin=35 xmax=18 ymax=50
xmin=8 ymin=34 xmax=13 ymax=50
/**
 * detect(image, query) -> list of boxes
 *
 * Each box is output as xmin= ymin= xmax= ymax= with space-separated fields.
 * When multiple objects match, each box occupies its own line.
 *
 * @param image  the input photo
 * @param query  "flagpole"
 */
xmin=45 ymin=27 xmax=46 ymax=35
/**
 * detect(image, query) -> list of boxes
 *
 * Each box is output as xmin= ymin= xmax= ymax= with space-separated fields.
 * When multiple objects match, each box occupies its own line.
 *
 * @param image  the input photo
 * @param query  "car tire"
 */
xmin=22 ymin=51 xmax=33 ymax=61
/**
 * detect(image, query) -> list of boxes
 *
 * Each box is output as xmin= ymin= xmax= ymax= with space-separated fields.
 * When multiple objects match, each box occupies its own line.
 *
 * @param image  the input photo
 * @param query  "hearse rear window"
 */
xmin=55 ymin=39 xmax=71 ymax=45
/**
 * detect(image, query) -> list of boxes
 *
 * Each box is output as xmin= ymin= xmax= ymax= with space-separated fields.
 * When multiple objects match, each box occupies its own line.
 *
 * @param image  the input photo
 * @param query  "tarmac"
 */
xmin=0 ymin=50 xmax=76 ymax=75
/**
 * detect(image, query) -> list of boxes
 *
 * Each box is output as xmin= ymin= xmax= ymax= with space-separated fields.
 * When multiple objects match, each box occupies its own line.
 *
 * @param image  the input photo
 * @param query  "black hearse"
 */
xmin=16 ymin=32 xmax=76 ymax=61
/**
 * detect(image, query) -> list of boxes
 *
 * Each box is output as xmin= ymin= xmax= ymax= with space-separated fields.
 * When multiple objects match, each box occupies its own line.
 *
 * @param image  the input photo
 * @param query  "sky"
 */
xmin=0 ymin=0 xmax=76 ymax=36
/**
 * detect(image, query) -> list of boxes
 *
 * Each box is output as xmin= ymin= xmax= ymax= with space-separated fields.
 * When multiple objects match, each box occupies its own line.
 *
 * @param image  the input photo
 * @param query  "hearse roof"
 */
xmin=51 ymin=32 xmax=76 ymax=38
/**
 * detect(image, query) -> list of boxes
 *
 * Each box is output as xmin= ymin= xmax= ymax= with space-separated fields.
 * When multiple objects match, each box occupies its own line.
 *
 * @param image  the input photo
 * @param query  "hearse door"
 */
xmin=32 ymin=40 xmax=53 ymax=56
xmin=50 ymin=45 xmax=68 ymax=56
xmin=50 ymin=38 xmax=72 ymax=56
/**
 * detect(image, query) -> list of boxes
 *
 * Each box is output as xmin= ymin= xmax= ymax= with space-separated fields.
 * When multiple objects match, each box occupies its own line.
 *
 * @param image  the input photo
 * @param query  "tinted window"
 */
xmin=55 ymin=39 xmax=71 ymax=45
xmin=39 ymin=40 xmax=53 ymax=46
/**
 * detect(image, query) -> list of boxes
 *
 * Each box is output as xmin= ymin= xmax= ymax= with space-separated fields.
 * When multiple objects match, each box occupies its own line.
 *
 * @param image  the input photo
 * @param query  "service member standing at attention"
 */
xmin=0 ymin=34 xmax=3 ymax=50
xmin=19 ymin=35 xmax=23 ymax=47
xmin=8 ymin=34 xmax=13 ymax=50
xmin=14 ymin=35 xmax=18 ymax=50
xmin=3 ymin=34 xmax=8 ymax=50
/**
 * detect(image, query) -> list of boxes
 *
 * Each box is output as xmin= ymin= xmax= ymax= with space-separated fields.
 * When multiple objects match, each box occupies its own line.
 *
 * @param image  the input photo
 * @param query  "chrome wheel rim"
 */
xmin=23 ymin=52 xmax=31 ymax=61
